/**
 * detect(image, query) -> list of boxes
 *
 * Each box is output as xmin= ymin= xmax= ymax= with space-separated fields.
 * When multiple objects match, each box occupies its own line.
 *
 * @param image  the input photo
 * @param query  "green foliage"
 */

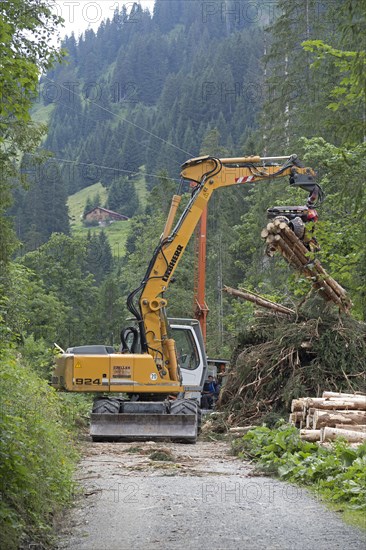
xmin=21 ymin=233 xmax=99 ymax=347
xmin=0 ymin=0 xmax=63 ymax=129
xmin=86 ymin=230 xmax=114 ymax=285
xmin=0 ymin=348 xmax=78 ymax=549
xmin=107 ymin=177 xmax=140 ymax=217
xmin=0 ymin=0 xmax=64 ymax=266
xmin=20 ymin=335 xmax=56 ymax=379
xmin=83 ymin=191 xmax=103 ymax=218
xmin=0 ymin=263 xmax=68 ymax=346
xmin=302 ymin=0 xmax=366 ymax=143
xmin=233 ymin=424 xmax=366 ymax=510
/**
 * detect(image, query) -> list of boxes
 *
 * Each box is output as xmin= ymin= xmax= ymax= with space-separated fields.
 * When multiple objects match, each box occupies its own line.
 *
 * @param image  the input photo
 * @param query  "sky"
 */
xmin=54 ymin=0 xmax=155 ymax=40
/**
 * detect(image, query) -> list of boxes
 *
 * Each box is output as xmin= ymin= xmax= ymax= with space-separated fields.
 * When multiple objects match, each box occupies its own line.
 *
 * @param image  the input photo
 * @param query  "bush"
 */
xmin=0 ymin=348 xmax=79 ymax=549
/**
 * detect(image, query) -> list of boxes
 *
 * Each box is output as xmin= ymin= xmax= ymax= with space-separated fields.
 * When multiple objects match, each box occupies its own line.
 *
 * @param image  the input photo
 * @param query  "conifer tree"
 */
xmin=107 ymin=177 xmax=139 ymax=217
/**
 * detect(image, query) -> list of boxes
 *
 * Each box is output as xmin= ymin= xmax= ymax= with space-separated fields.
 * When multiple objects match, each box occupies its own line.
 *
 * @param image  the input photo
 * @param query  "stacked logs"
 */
xmin=290 ymin=391 xmax=366 ymax=444
xmin=261 ymin=219 xmax=351 ymax=312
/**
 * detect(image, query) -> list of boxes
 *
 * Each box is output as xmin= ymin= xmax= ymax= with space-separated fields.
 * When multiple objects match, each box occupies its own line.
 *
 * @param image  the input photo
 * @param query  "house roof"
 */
xmin=84 ymin=206 xmax=129 ymax=220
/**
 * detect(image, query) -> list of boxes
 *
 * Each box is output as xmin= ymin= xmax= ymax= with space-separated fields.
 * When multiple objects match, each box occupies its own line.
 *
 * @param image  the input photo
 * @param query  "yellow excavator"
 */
xmin=52 ymin=154 xmax=324 ymax=442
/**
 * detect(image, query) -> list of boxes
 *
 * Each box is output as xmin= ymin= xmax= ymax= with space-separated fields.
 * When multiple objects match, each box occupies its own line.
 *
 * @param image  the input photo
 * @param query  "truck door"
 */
xmin=170 ymin=324 xmax=206 ymax=391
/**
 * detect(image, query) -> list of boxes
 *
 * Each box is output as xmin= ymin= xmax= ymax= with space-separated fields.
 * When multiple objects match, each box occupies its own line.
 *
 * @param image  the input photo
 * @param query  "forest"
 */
xmin=0 ymin=0 xmax=365 ymax=547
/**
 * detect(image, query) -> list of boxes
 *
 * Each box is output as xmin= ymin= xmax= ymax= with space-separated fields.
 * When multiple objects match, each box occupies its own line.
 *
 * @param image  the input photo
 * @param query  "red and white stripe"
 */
xmin=235 ymin=176 xmax=255 ymax=183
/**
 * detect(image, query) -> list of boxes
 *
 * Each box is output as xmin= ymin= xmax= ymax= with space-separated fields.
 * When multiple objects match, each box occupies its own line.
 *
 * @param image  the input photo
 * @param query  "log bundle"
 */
xmin=261 ymin=220 xmax=351 ymax=312
xmin=290 ymin=391 xmax=366 ymax=444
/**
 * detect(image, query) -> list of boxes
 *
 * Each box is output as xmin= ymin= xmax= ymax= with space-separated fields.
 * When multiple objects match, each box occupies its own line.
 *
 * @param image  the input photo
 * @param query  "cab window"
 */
xmin=172 ymin=328 xmax=200 ymax=370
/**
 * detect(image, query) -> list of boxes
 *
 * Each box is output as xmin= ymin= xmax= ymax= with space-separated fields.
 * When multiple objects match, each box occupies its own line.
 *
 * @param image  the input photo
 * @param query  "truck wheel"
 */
xmin=92 ymin=397 xmax=120 ymax=414
xmin=170 ymin=399 xmax=198 ymax=416
xmin=91 ymin=398 xmax=120 ymax=441
xmin=170 ymin=399 xmax=200 ymax=442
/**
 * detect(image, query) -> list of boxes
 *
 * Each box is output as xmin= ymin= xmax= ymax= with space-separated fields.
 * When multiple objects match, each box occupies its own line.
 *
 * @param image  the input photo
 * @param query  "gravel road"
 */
xmin=58 ymin=440 xmax=366 ymax=550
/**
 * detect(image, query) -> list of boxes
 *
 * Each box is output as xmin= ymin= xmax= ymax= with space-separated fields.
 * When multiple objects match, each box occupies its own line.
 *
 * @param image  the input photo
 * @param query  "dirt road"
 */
xmin=58 ymin=440 xmax=365 ymax=550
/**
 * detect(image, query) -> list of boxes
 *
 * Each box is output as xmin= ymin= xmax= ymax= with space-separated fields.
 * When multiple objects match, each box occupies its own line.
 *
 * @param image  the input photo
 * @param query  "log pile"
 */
xmin=290 ymin=391 xmax=366 ymax=444
xmin=261 ymin=219 xmax=351 ymax=312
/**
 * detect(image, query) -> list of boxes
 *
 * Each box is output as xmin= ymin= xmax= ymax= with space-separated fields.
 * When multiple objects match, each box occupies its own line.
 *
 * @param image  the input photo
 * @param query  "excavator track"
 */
xmin=262 ymin=218 xmax=352 ymax=312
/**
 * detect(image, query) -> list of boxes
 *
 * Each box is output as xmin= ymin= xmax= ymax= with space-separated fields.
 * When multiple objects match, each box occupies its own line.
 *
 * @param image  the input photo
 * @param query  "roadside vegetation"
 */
xmin=232 ymin=424 xmax=366 ymax=528
xmin=0 ymin=348 xmax=90 ymax=549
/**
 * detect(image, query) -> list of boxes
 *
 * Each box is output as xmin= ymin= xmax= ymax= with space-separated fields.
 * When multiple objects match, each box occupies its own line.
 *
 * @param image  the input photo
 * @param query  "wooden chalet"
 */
xmin=84 ymin=207 xmax=129 ymax=223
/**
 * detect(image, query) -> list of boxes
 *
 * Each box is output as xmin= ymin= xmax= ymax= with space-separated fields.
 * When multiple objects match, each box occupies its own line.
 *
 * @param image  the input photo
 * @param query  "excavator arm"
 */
xmin=128 ymin=154 xmax=323 ymax=380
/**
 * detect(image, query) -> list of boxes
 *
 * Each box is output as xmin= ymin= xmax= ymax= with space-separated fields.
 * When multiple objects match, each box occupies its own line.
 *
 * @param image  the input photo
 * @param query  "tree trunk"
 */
xmin=291 ymin=399 xmax=306 ymax=412
xmin=223 ymin=286 xmax=295 ymax=315
xmin=229 ymin=426 xmax=256 ymax=434
xmin=289 ymin=412 xmax=304 ymax=425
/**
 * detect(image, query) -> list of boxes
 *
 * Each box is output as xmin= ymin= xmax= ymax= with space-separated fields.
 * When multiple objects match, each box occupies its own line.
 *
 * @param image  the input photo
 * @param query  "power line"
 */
xmin=30 ymin=154 xmax=182 ymax=182
xmin=43 ymin=76 xmax=194 ymax=157
xmin=42 ymin=91 xmax=185 ymax=169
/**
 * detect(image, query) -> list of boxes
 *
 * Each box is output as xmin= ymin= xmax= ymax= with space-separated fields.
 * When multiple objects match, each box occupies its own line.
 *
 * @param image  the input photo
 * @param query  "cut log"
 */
xmin=300 ymin=429 xmax=321 ymax=442
xmin=270 ymin=233 xmax=343 ymax=305
xmin=313 ymin=260 xmax=349 ymax=300
xmin=271 ymin=235 xmax=306 ymax=269
xmin=321 ymin=427 xmax=366 ymax=443
xmin=262 ymin=221 xmax=352 ymax=311
xmin=305 ymin=408 xmax=316 ymax=429
xmin=335 ymin=424 xmax=366 ymax=432
xmin=289 ymin=412 xmax=304 ymax=425
xmin=229 ymin=426 xmax=255 ymax=434
xmin=306 ymin=398 xmax=366 ymax=410
xmin=291 ymin=399 xmax=306 ymax=412
xmin=323 ymin=391 xmax=366 ymax=399
xmin=313 ymin=409 xmax=366 ymax=429
xmin=223 ymin=286 xmax=295 ymax=315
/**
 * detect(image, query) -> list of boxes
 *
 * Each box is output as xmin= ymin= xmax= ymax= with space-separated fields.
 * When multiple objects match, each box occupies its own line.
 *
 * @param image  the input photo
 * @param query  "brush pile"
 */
xmin=218 ymin=296 xmax=366 ymax=425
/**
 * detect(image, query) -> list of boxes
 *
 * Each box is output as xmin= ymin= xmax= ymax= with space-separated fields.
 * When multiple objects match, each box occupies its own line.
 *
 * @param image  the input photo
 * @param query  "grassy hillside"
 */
xmin=67 ymin=182 xmax=131 ymax=257
xmin=30 ymin=101 xmax=54 ymax=125
xmin=67 ymin=174 xmax=151 ymax=258
xmin=68 ymin=182 xmax=108 ymax=227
